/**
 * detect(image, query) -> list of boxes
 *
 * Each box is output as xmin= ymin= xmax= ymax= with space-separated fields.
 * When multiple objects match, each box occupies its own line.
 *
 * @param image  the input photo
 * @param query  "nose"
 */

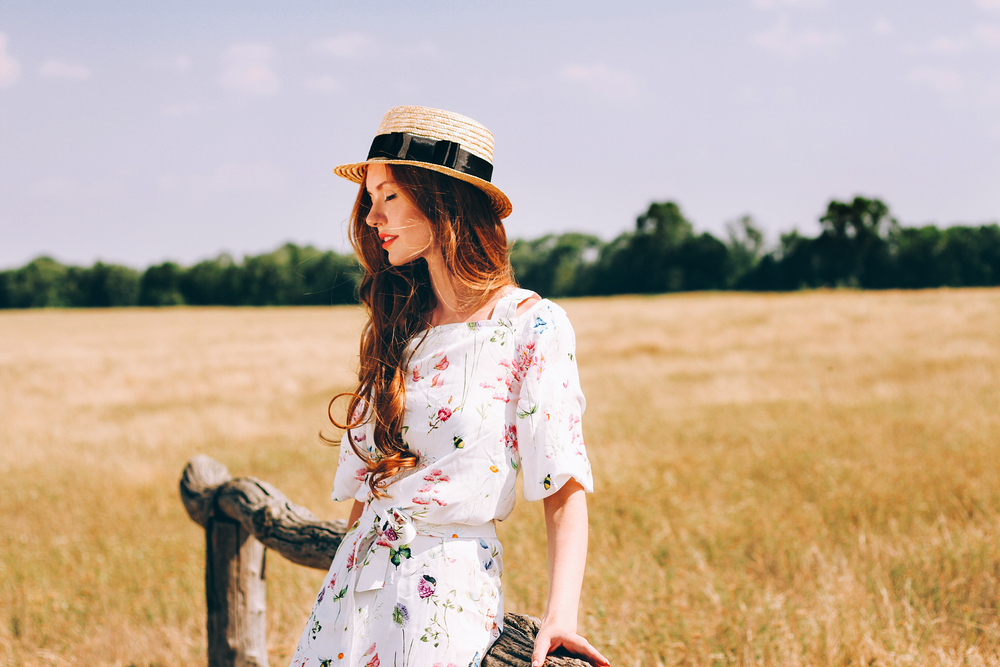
xmin=366 ymin=200 xmax=385 ymax=228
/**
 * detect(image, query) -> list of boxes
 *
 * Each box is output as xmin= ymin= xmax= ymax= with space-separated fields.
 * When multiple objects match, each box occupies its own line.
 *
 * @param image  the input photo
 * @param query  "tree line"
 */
xmin=2 ymin=196 xmax=998 ymax=309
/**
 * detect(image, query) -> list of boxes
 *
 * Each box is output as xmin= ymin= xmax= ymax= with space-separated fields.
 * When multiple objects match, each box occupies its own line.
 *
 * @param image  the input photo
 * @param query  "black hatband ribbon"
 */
xmin=366 ymin=132 xmax=494 ymax=183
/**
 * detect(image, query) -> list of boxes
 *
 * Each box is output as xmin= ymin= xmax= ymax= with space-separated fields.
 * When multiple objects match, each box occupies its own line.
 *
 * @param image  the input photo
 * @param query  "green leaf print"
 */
xmin=389 ymin=546 xmax=412 ymax=567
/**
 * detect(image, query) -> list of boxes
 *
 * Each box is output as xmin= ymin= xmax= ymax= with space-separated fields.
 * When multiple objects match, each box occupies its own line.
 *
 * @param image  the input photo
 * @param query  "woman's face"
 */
xmin=364 ymin=164 xmax=437 ymax=267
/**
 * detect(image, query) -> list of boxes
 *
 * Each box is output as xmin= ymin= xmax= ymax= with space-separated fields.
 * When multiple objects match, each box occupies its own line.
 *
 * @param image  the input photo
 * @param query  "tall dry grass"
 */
xmin=1 ymin=290 xmax=999 ymax=666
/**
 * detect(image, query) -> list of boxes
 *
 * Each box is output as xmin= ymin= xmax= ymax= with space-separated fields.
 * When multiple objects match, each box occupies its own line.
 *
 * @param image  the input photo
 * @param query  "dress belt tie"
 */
xmin=353 ymin=507 xmax=498 ymax=592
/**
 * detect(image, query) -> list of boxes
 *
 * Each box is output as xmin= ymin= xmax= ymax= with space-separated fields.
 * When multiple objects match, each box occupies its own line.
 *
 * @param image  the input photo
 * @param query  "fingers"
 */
xmin=574 ymin=637 xmax=610 ymax=666
xmin=531 ymin=629 xmax=552 ymax=667
xmin=532 ymin=629 xmax=611 ymax=667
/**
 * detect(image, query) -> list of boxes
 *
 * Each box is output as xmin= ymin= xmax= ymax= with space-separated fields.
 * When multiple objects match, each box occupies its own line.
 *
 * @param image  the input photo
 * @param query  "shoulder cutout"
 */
xmin=514 ymin=293 xmax=542 ymax=317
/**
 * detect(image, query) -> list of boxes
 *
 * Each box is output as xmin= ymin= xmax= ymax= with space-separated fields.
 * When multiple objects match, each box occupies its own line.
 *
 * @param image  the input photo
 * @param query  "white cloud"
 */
xmin=752 ymin=0 xmax=826 ymax=9
xmin=39 ymin=58 xmax=91 ymax=80
xmin=872 ymin=18 xmax=894 ymax=35
xmin=304 ymin=75 xmax=338 ymax=94
xmin=751 ymin=15 xmax=842 ymax=57
xmin=314 ymin=32 xmax=373 ymax=58
xmin=220 ymin=43 xmax=279 ymax=95
xmin=0 ymin=33 xmax=20 ymax=87
xmin=163 ymin=102 xmax=200 ymax=117
xmin=208 ymin=161 xmax=285 ymax=193
xmin=974 ymin=24 xmax=1000 ymax=47
xmin=560 ymin=64 xmax=638 ymax=101
xmin=976 ymin=0 xmax=1000 ymax=11
xmin=909 ymin=67 xmax=963 ymax=93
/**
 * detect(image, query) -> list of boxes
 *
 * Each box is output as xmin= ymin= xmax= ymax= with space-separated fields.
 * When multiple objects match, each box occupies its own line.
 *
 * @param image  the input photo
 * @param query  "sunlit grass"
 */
xmin=2 ymin=290 xmax=999 ymax=666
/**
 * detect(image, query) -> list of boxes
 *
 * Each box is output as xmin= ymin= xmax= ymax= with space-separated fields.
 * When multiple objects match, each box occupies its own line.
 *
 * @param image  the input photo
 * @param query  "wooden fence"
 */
xmin=180 ymin=455 xmax=589 ymax=667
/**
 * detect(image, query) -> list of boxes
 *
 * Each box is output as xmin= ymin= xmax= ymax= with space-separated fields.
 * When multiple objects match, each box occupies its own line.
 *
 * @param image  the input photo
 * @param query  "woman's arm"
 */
xmin=347 ymin=499 xmax=364 ymax=528
xmin=531 ymin=479 xmax=609 ymax=667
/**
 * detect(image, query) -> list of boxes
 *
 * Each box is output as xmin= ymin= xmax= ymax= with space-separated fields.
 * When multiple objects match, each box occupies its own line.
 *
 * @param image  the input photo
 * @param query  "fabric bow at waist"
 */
xmin=353 ymin=507 xmax=497 ymax=592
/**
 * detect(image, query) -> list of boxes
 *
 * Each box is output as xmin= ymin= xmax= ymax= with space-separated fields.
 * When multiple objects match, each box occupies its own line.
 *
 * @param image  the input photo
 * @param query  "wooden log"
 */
xmin=180 ymin=456 xmax=592 ymax=667
xmin=180 ymin=456 xmax=347 ymax=570
xmin=206 ymin=516 xmax=269 ymax=667
xmin=180 ymin=454 xmax=233 ymax=527
xmin=485 ymin=614 xmax=591 ymax=667
xmin=215 ymin=477 xmax=347 ymax=570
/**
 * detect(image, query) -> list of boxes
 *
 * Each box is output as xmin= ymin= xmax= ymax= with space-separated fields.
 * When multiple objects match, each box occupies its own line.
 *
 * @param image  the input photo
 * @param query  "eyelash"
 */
xmin=385 ymin=194 xmax=397 ymax=201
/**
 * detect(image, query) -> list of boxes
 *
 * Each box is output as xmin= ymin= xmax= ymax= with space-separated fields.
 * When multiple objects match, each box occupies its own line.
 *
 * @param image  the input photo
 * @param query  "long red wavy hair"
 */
xmin=330 ymin=164 xmax=515 ymax=498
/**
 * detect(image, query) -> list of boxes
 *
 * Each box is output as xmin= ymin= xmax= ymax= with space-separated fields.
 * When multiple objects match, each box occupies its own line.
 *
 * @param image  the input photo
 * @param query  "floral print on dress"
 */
xmin=295 ymin=293 xmax=591 ymax=667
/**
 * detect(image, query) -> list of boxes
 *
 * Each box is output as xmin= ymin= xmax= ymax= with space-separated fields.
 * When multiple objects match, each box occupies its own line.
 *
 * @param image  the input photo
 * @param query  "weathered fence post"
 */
xmin=206 ymin=516 xmax=268 ymax=667
xmin=180 ymin=455 xmax=590 ymax=667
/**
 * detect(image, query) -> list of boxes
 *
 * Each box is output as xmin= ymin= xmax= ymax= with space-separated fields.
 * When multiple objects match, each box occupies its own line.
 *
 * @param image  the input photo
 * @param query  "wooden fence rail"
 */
xmin=180 ymin=455 xmax=589 ymax=667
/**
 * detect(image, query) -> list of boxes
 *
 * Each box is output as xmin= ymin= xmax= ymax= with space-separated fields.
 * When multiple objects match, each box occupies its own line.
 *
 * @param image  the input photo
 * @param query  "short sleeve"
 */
xmin=514 ymin=302 xmax=594 ymax=502
xmin=331 ymin=426 xmax=371 ymax=502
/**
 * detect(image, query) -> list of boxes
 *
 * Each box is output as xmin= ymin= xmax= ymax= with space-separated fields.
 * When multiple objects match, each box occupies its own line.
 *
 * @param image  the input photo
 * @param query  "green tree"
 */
xmin=510 ymin=233 xmax=602 ymax=297
xmin=725 ymin=215 xmax=766 ymax=286
xmin=139 ymin=262 xmax=185 ymax=306
xmin=0 ymin=257 xmax=74 ymax=308
xmin=78 ymin=262 xmax=141 ymax=307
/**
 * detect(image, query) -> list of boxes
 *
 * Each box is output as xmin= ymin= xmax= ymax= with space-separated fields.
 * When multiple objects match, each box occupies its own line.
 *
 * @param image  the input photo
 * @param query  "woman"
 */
xmin=290 ymin=106 xmax=607 ymax=667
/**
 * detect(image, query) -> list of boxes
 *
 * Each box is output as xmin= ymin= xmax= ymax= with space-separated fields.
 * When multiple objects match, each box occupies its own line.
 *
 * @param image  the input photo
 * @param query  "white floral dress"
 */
xmin=289 ymin=289 xmax=594 ymax=667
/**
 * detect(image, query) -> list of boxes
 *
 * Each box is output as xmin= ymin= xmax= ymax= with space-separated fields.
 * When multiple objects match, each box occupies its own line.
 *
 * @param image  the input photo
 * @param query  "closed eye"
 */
xmin=385 ymin=193 xmax=397 ymax=202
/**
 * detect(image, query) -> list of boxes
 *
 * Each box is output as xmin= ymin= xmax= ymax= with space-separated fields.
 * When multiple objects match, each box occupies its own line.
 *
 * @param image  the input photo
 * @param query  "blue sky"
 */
xmin=1 ymin=0 xmax=999 ymax=269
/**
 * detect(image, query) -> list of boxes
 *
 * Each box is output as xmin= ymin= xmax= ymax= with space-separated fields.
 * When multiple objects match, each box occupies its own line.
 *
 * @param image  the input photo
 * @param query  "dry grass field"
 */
xmin=2 ymin=289 xmax=1000 ymax=667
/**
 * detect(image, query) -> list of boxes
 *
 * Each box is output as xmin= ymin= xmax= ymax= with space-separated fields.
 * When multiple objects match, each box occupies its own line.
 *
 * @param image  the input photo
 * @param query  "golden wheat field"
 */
xmin=2 ymin=289 xmax=1000 ymax=667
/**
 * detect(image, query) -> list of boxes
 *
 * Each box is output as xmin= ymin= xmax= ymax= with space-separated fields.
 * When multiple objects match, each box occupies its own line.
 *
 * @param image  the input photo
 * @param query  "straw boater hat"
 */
xmin=333 ymin=106 xmax=513 ymax=219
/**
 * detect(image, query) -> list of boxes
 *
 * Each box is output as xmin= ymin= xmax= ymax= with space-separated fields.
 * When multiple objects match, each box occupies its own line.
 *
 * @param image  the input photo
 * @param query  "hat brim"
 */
xmin=333 ymin=158 xmax=513 ymax=220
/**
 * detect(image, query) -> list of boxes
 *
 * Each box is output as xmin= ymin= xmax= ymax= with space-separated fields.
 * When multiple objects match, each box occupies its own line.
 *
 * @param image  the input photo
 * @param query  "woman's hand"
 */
xmin=532 ymin=479 xmax=610 ymax=667
xmin=531 ymin=620 xmax=609 ymax=667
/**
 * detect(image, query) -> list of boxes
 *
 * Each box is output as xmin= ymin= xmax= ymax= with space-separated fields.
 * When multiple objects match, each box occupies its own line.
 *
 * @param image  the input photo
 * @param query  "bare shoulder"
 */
xmin=514 ymin=292 xmax=543 ymax=317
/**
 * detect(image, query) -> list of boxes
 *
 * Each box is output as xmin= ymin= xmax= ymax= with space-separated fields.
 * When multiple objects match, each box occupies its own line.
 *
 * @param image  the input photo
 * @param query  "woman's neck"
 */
xmin=425 ymin=253 xmax=503 ymax=327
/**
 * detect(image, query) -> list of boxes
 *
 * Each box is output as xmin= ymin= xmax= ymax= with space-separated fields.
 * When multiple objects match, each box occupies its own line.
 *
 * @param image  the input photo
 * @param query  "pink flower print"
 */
xmin=434 ymin=356 xmax=449 ymax=371
xmin=418 ymin=574 xmax=437 ymax=599
xmin=437 ymin=407 xmax=453 ymax=422
xmin=412 ymin=366 xmax=422 ymax=382
xmin=354 ymin=467 xmax=367 ymax=482
xmin=504 ymin=424 xmax=518 ymax=451
xmin=414 ymin=469 xmax=449 ymax=506
xmin=367 ymin=656 xmax=380 ymax=667
xmin=431 ymin=373 xmax=443 ymax=387
xmin=346 ymin=548 xmax=356 ymax=570
xmin=327 ymin=573 xmax=338 ymax=590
